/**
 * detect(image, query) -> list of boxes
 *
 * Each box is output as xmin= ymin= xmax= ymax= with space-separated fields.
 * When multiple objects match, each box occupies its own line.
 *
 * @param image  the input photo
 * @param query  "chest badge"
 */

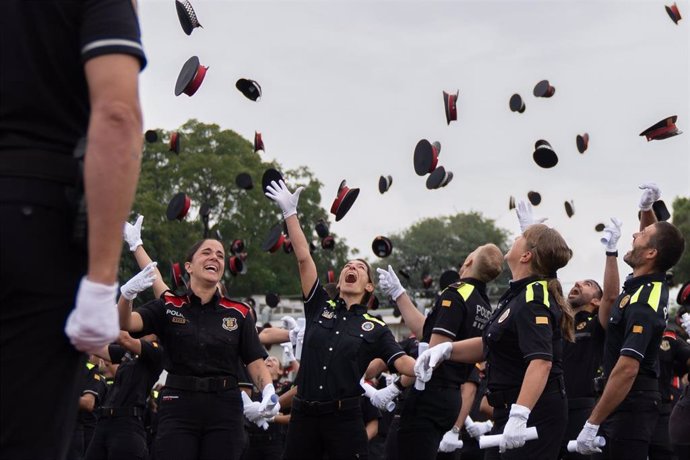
xmin=619 ymin=295 xmax=630 ymax=309
xmin=361 ymin=321 xmax=375 ymax=332
xmin=660 ymin=339 xmax=671 ymax=351
xmin=321 ymin=309 xmax=335 ymax=319
xmin=172 ymin=317 xmax=186 ymax=324
xmin=497 ymin=308 xmax=511 ymax=324
xmin=222 ymin=317 xmax=238 ymax=332
xmin=576 ymin=321 xmax=587 ymax=331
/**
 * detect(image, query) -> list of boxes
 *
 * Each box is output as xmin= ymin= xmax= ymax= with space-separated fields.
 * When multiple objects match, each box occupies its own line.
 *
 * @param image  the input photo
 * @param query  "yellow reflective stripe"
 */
xmin=541 ymin=282 xmax=550 ymax=308
xmin=456 ymin=283 xmax=475 ymax=301
xmin=526 ymin=281 xmax=550 ymax=308
xmin=86 ymin=362 xmax=95 ymax=370
xmin=363 ymin=313 xmax=385 ymax=326
xmin=327 ymin=300 xmax=337 ymax=309
xmin=631 ymin=282 xmax=662 ymax=312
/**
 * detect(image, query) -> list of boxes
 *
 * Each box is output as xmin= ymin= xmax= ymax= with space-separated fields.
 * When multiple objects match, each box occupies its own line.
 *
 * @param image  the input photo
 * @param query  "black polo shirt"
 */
xmin=296 ymin=280 xmax=406 ymax=402
xmin=658 ymin=327 xmax=690 ymax=403
xmin=103 ymin=340 xmax=163 ymax=409
xmin=602 ymin=273 xmax=668 ymax=379
xmin=78 ymin=362 xmax=108 ymax=427
xmin=1 ymin=0 xmax=146 ymax=157
xmin=483 ymin=276 xmax=564 ymax=391
xmin=563 ymin=309 xmax=605 ymax=398
xmin=422 ymin=278 xmax=492 ymax=386
xmin=136 ymin=290 xmax=267 ymax=378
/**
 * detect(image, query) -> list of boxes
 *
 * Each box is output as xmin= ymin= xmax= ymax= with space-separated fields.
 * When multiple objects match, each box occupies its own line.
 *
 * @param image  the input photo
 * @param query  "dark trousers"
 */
xmin=600 ymin=390 xmax=660 ymax=460
xmin=560 ymin=398 xmax=595 ymax=460
xmin=0 ymin=178 xmax=86 ymax=460
xmin=85 ymin=417 xmax=147 ymax=460
xmin=669 ymin=393 xmax=690 ymax=459
xmin=485 ymin=388 xmax=568 ymax=460
xmin=245 ymin=429 xmax=285 ymax=460
xmin=397 ymin=386 xmax=460 ymax=460
xmin=384 ymin=415 xmax=400 ymax=460
xmin=648 ymin=403 xmax=674 ymax=460
xmin=154 ymin=387 xmax=244 ymax=460
xmin=283 ymin=402 xmax=368 ymax=459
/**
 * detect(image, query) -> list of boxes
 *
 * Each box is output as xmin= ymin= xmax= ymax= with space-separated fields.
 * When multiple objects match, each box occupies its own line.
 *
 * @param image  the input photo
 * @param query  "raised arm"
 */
xmin=117 ymin=263 xmax=157 ymax=333
xmin=123 ymin=215 xmax=168 ymax=298
xmin=638 ymin=183 xmax=660 ymax=231
xmin=377 ymin=265 xmax=425 ymax=337
xmin=599 ymin=218 xmax=622 ymax=329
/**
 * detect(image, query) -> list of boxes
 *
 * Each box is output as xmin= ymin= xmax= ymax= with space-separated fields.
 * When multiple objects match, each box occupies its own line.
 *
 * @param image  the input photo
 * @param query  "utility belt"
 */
xmin=487 ymin=376 xmax=565 ymax=409
xmin=292 ymin=395 xmax=361 ymax=415
xmin=593 ymin=374 xmax=658 ymax=396
xmin=165 ymin=374 xmax=238 ymax=393
xmin=97 ymin=406 xmax=144 ymax=418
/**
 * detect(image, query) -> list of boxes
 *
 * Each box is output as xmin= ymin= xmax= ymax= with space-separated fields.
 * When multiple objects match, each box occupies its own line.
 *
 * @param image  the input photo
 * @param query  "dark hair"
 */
xmin=185 ymin=238 xmax=224 ymax=263
xmin=649 ymin=222 xmax=685 ymax=273
xmin=334 ymin=259 xmax=375 ymax=305
xmin=586 ymin=279 xmax=603 ymax=300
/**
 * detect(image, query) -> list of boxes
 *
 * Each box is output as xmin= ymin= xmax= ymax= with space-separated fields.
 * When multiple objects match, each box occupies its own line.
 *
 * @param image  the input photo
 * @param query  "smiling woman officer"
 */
xmin=265 ymin=179 xmax=417 ymax=460
xmin=118 ymin=238 xmax=277 ymax=460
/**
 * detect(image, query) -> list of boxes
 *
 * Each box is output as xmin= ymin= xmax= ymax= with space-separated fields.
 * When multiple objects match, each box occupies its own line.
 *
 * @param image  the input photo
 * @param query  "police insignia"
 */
xmin=576 ymin=321 xmax=587 ymax=331
xmin=222 ymin=317 xmax=238 ymax=331
xmin=441 ymin=300 xmax=452 ymax=307
xmin=172 ymin=317 xmax=186 ymax=324
xmin=632 ymin=325 xmax=643 ymax=334
xmin=497 ymin=308 xmax=510 ymax=323
xmin=321 ymin=309 xmax=335 ymax=319
xmin=535 ymin=316 xmax=549 ymax=325
xmin=361 ymin=321 xmax=375 ymax=331
xmin=619 ymin=295 xmax=630 ymax=309
xmin=660 ymin=339 xmax=671 ymax=351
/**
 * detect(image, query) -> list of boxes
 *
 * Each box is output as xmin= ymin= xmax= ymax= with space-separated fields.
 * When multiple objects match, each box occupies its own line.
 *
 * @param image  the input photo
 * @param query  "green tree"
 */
xmin=120 ymin=120 xmax=349 ymax=301
xmin=671 ymin=196 xmax=690 ymax=284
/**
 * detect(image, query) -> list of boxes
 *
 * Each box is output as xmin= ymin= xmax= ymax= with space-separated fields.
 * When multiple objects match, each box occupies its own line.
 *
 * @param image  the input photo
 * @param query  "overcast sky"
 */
xmin=137 ymin=0 xmax=689 ymax=292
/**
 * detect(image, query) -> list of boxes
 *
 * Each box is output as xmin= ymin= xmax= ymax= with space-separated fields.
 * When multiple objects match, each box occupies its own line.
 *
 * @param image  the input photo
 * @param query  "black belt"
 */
xmin=568 ymin=397 xmax=596 ymax=410
xmin=0 ymin=151 xmax=79 ymax=185
xmin=97 ymin=406 xmax=143 ymax=418
xmin=292 ymin=396 xmax=361 ymax=415
xmin=487 ymin=376 xmax=565 ymax=409
xmin=165 ymin=374 xmax=238 ymax=392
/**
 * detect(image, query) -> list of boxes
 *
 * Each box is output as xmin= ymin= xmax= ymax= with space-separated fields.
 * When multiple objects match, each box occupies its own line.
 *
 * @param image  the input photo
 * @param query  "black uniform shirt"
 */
xmin=103 ymin=340 xmax=163 ymax=409
xmin=136 ymin=290 xmax=266 ymax=378
xmin=1 ymin=0 xmax=146 ymax=156
xmin=78 ymin=362 xmax=108 ymax=427
xmin=483 ymin=276 xmax=563 ymax=391
xmin=659 ymin=327 xmax=690 ymax=403
xmin=297 ymin=280 xmax=406 ymax=401
xmin=563 ymin=309 xmax=605 ymax=398
xmin=602 ymin=273 xmax=668 ymax=379
xmin=422 ymin=278 xmax=493 ymax=386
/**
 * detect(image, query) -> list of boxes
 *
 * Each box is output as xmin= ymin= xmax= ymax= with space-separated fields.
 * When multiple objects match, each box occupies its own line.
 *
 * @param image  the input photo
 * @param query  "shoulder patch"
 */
xmin=660 ymin=339 xmax=671 ymax=351
xmin=662 ymin=330 xmax=677 ymax=340
xmin=363 ymin=313 xmax=385 ymax=326
xmin=163 ymin=292 xmax=188 ymax=308
xmin=218 ymin=298 xmax=249 ymax=318
xmin=525 ymin=281 xmax=550 ymax=308
xmin=441 ymin=299 xmax=452 ymax=307
xmin=455 ymin=282 xmax=475 ymax=301
xmin=630 ymin=282 xmax=663 ymax=312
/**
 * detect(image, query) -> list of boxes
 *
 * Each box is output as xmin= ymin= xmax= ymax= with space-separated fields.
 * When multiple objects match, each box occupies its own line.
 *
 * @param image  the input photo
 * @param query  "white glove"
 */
xmin=467 ymin=420 xmax=494 ymax=438
xmin=120 ymin=262 xmax=157 ymax=301
xmin=376 ymin=265 xmax=405 ymax=301
xmin=681 ymin=313 xmax=690 ymax=337
xmin=414 ymin=342 xmax=452 ymax=383
xmin=575 ymin=421 xmax=602 ymax=454
xmin=264 ymin=179 xmax=304 ymax=219
xmin=241 ymin=392 xmax=269 ymax=430
xmin=516 ymin=200 xmax=547 ymax=233
xmin=600 ymin=217 xmax=623 ymax=253
xmin=382 ymin=372 xmax=396 ymax=387
xmin=369 ymin=382 xmax=401 ymax=410
xmin=638 ymin=183 xmax=661 ymax=211
xmin=65 ymin=277 xmax=120 ymax=352
xmin=499 ymin=404 xmax=531 ymax=453
xmin=281 ymin=315 xmax=297 ymax=331
xmin=439 ymin=429 xmax=463 ymax=452
xmin=289 ymin=325 xmax=304 ymax=347
xmin=123 ymin=215 xmax=144 ymax=252
xmin=281 ymin=342 xmax=296 ymax=364
xmin=259 ymin=383 xmax=281 ymax=419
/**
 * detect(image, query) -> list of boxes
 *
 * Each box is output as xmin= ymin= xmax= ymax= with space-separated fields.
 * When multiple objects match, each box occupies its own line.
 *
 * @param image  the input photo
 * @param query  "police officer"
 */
xmin=265 ymin=179 xmax=417 ymax=460
xmin=416 ymin=221 xmax=575 ymax=460
xmin=1 ymin=2 xmax=145 ymax=457
xmin=669 ymin=283 xmax=690 ymax=458
xmin=118 ymin=239 xmax=278 ymax=460
xmin=575 ymin=184 xmax=686 ymax=459
xmin=374 ymin=244 xmax=504 ymax=460
xmin=85 ymin=330 xmax=163 ymax=460
xmin=68 ymin=358 xmax=110 ymax=460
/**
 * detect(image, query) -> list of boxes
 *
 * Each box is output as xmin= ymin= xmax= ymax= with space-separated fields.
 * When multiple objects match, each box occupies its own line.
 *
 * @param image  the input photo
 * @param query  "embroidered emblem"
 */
xmin=321 ymin=309 xmax=335 ymax=319
xmin=172 ymin=317 xmax=186 ymax=324
xmin=361 ymin=321 xmax=374 ymax=332
xmin=441 ymin=300 xmax=452 ymax=307
xmin=660 ymin=339 xmax=670 ymax=351
xmin=619 ymin=295 xmax=630 ymax=309
xmin=222 ymin=317 xmax=238 ymax=331
xmin=498 ymin=308 xmax=510 ymax=323
xmin=632 ymin=325 xmax=643 ymax=334
xmin=535 ymin=316 xmax=549 ymax=325
xmin=576 ymin=321 xmax=587 ymax=331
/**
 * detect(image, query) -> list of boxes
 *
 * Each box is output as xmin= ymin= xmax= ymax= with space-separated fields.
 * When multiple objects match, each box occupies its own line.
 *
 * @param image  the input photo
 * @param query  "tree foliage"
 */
xmin=119 ymin=120 xmax=349 ymax=301
xmin=671 ymin=196 xmax=690 ymax=285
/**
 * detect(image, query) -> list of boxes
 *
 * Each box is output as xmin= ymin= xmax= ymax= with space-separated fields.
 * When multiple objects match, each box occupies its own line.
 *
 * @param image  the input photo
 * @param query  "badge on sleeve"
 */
xmin=441 ymin=299 xmax=452 ymax=308
xmin=322 ymin=309 xmax=335 ymax=319
xmin=222 ymin=317 xmax=238 ymax=331
xmin=660 ymin=339 xmax=670 ymax=351
xmin=576 ymin=321 xmax=587 ymax=331
xmin=619 ymin=295 xmax=630 ymax=309
xmin=497 ymin=308 xmax=510 ymax=323
xmin=535 ymin=316 xmax=549 ymax=325
xmin=632 ymin=325 xmax=644 ymax=334
xmin=361 ymin=321 xmax=374 ymax=332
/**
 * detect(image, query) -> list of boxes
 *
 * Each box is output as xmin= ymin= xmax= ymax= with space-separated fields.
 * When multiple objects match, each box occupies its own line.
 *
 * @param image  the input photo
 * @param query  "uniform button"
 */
xmin=318 ymin=320 xmax=322 ymax=324
xmin=328 ymin=347 xmax=333 ymax=351
xmin=360 ymin=334 xmax=363 ymax=337
xmin=319 ymin=385 xmax=323 ymax=389
xmin=335 ymin=331 xmax=340 ymax=335
xmin=343 ymin=317 xmax=347 ymax=321
xmin=323 ymin=366 xmax=327 ymax=370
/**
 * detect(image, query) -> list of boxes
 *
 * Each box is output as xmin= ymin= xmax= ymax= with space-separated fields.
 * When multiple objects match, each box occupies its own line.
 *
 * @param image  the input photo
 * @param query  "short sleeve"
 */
xmin=620 ymin=303 xmax=661 ymax=361
xmin=134 ymin=299 xmax=165 ymax=336
xmin=303 ymin=279 xmax=331 ymax=320
xmin=375 ymin=328 xmax=406 ymax=371
xmin=239 ymin=313 xmax=268 ymax=365
xmin=514 ymin=302 xmax=554 ymax=362
xmin=107 ymin=344 xmax=126 ymax=364
xmin=139 ymin=339 xmax=163 ymax=368
xmin=431 ymin=289 xmax=466 ymax=339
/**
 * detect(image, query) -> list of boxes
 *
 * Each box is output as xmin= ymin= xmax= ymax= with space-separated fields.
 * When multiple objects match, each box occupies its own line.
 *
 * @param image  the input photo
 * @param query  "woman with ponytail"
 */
xmin=415 ymin=203 xmax=573 ymax=460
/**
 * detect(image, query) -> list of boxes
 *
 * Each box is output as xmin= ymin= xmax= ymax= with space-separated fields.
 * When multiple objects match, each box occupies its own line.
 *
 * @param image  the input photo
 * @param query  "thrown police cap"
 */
xmin=283 ymin=238 xmax=293 ymax=254
xmin=235 ymin=172 xmax=253 ymax=190
xmin=398 ymin=268 xmax=410 ymax=280
xmin=330 ymin=180 xmax=360 ymax=222
xmin=166 ymin=192 xmax=191 ymax=221
xmin=638 ymin=200 xmax=671 ymax=222
xmin=169 ymin=132 xmax=181 ymax=154
xmin=594 ymin=223 xmax=606 ymax=232
xmin=261 ymin=224 xmax=285 ymax=253
xmin=236 ymin=78 xmax=262 ymax=101
xmin=171 ymin=262 xmax=186 ymax=289
xmin=564 ymin=200 xmax=575 ymax=218
xmin=533 ymin=79 xmax=556 ymax=98
xmin=228 ymin=255 xmax=247 ymax=276
xmin=440 ymin=270 xmax=460 ymax=291
xmin=315 ymin=219 xmax=330 ymax=238
xmin=509 ymin=93 xmax=526 ymax=113
xmin=666 ymin=3 xmax=682 ymax=24
xmin=677 ymin=280 xmax=690 ymax=305
xmin=413 ymin=139 xmax=440 ymax=176
xmin=372 ymin=236 xmax=393 ymax=258
xmin=321 ymin=235 xmax=335 ymax=250
xmin=509 ymin=196 xmax=516 ymax=210
xmin=379 ymin=175 xmax=393 ymax=194
xmin=327 ymin=269 xmax=336 ymax=284
xmin=199 ymin=203 xmax=211 ymax=219
xmin=422 ymin=274 xmax=433 ymax=289
xmin=527 ymin=191 xmax=542 ymax=206
xmin=367 ymin=294 xmax=380 ymax=310
xmin=231 ymin=239 xmax=245 ymax=254
xmin=265 ymin=293 xmax=280 ymax=308
xmin=175 ymin=0 xmax=202 ymax=35
xmin=533 ymin=140 xmax=558 ymax=168
xmin=639 ymin=115 xmax=682 ymax=141
xmin=144 ymin=130 xmax=158 ymax=143
xmin=175 ymin=56 xmax=208 ymax=97
xmin=262 ymin=168 xmax=284 ymax=197
xmin=576 ymin=133 xmax=589 ymax=154
xmin=254 ymin=131 xmax=265 ymax=153
xmin=426 ymin=166 xmax=453 ymax=190
xmin=443 ymin=90 xmax=459 ymax=125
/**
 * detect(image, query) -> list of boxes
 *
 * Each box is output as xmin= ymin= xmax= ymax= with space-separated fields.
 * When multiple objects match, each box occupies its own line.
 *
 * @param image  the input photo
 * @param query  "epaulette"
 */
xmin=163 ymin=291 xmax=188 ymax=308
xmin=452 ymin=282 xmax=475 ymax=301
xmin=363 ymin=313 xmax=385 ymax=326
xmin=327 ymin=299 xmax=337 ymax=309
xmin=630 ymin=281 xmax=663 ymax=312
xmin=662 ymin=330 xmax=677 ymax=340
xmin=525 ymin=280 xmax=550 ymax=308
xmin=218 ymin=298 xmax=249 ymax=318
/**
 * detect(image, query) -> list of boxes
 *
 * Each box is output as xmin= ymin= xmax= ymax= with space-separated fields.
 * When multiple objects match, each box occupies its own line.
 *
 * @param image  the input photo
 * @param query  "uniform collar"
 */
xmin=622 ymin=272 xmax=666 ymax=293
xmin=507 ymin=275 xmax=544 ymax=293
xmin=186 ymin=288 xmax=221 ymax=307
xmin=334 ymin=297 xmax=367 ymax=315
xmin=459 ymin=277 xmax=486 ymax=294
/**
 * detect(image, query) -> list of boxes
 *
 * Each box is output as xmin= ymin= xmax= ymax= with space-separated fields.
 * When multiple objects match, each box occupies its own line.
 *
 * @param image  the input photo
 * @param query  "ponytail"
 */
xmin=548 ymin=278 xmax=574 ymax=342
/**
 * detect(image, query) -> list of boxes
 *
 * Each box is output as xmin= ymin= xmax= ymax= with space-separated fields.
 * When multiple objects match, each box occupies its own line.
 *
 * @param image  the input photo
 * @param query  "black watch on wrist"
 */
xmin=606 ymin=250 xmax=618 ymax=257
xmin=394 ymin=380 xmax=405 ymax=392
